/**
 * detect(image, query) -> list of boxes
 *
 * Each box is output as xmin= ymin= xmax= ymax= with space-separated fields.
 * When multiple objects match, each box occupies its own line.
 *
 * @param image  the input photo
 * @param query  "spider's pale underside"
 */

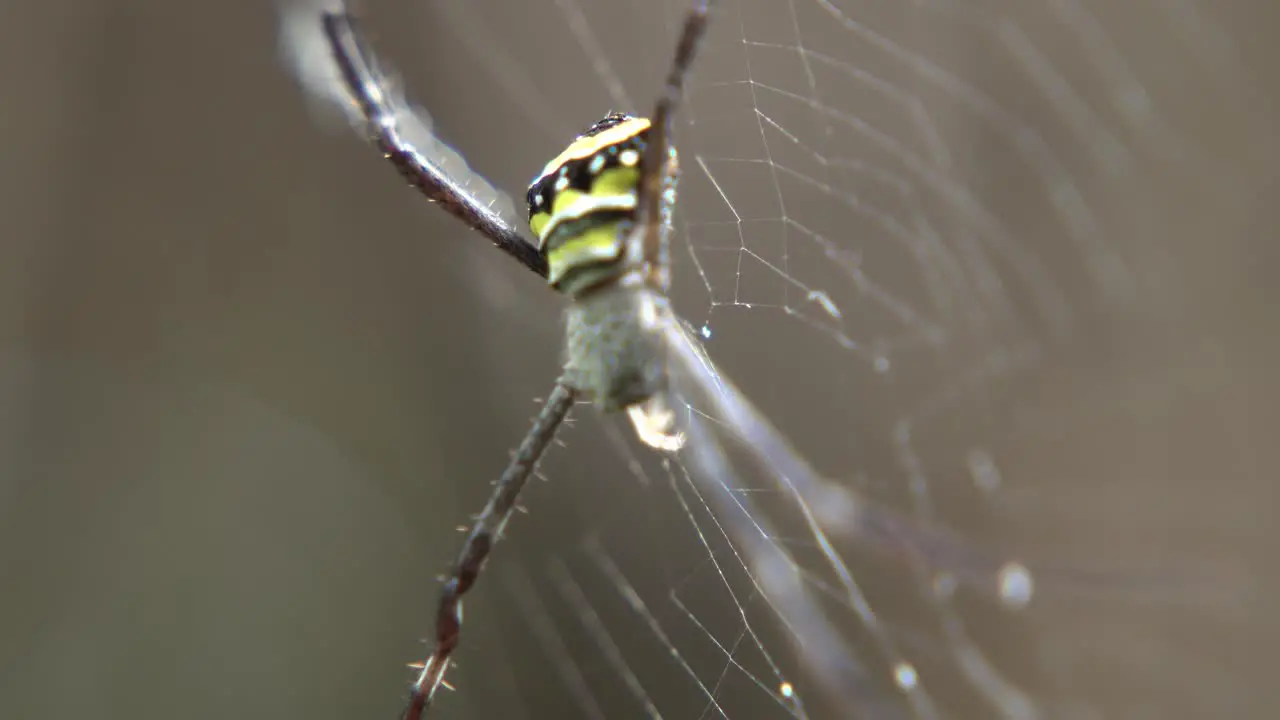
xmin=280 ymin=2 xmax=1036 ymax=717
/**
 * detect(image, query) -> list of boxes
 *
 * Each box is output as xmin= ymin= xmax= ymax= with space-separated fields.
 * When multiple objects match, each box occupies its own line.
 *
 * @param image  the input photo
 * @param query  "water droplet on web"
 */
xmin=968 ymin=448 xmax=1002 ymax=492
xmin=806 ymin=289 xmax=841 ymax=318
xmin=700 ymin=324 xmax=711 ymax=339
xmin=779 ymin=681 xmax=793 ymax=698
xmin=874 ymin=355 xmax=891 ymax=372
xmin=998 ymin=562 xmax=1034 ymax=608
xmin=893 ymin=661 xmax=919 ymax=690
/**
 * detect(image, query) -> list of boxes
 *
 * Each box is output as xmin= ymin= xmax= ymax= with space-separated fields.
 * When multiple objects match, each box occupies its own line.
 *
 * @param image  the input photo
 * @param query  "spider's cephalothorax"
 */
xmin=527 ymin=112 xmax=682 ymax=427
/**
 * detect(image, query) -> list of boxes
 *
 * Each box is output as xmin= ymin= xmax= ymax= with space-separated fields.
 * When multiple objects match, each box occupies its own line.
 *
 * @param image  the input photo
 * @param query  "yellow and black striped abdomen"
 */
xmin=526 ymin=113 xmax=650 ymax=296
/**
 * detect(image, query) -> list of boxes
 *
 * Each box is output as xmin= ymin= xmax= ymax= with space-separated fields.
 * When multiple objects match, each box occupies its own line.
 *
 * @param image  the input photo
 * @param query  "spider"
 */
xmin=285 ymin=1 xmax=1038 ymax=716
xmin=315 ymin=1 xmax=713 ymax=716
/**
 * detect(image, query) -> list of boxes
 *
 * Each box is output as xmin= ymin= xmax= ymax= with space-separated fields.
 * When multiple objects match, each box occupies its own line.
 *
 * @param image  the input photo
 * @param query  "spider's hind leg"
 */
xmin=404 ymin=382 xmax=578 ymax=718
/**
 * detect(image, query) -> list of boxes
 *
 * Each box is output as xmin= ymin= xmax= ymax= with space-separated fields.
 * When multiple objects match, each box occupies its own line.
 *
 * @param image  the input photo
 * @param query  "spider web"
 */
xmin=293 ymin=0 xmax=1266 ymax=718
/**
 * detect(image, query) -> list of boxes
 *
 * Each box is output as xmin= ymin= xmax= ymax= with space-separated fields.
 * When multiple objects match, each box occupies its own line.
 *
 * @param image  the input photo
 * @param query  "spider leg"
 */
xmin=403 ymin=383 xmax=578 ymax=720
xmin=320 ymin=12 xmax=549 ymax=279
xmin=662 ymin=321 xmax=1036 ymax=604
xmin=632 ymin=1 xmax=712 ymax=291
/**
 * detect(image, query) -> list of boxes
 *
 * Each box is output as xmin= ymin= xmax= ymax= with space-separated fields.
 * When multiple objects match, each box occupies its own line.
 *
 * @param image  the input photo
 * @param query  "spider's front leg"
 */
xmin=314 ymin=11 xmax=549 ymax=280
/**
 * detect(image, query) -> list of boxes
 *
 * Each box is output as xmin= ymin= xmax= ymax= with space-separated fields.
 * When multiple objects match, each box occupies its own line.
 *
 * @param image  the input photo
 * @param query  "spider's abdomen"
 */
xmin=561 ymin=284 xmax=669 ymax=412
xmin=526 ymin=113 xmax=651 ymax=296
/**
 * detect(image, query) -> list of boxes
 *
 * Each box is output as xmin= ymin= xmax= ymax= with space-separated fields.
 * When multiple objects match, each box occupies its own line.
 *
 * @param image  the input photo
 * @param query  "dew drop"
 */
xmin=893 ymin=661 xmax=918 ymax=691
xmin=779 ymin=681 xmax=794 ymax=698
xmin=806 ymin=289 xmax=841 ymax=318
xmin=968 ymin=448 xmax=1002 ymax=492
xmin=700 ymin=324 xmax=712 ymax=339
xmin=998 ymin=562 xmax=1034 ymax=608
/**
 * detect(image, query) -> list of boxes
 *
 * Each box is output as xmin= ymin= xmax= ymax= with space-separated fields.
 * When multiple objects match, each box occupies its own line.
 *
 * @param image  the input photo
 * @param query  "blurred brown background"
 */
xmin=0 ymin=1 xmax=1276 ymax=719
